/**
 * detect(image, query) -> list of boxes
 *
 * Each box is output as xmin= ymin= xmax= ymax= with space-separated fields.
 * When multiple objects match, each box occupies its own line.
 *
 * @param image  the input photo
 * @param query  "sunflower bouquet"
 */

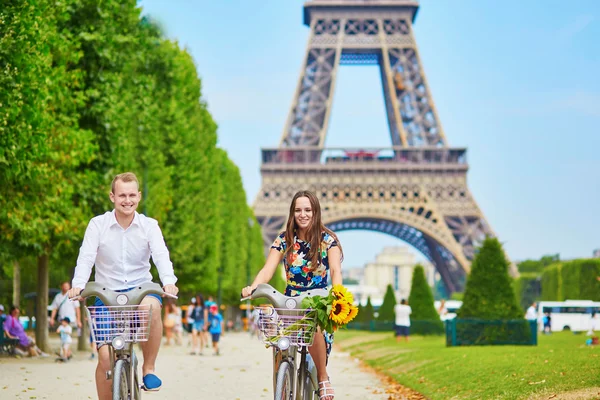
xmin=260 ymin=285 xmax=359 ymax=348
xmin=300 ymin=284 xmax=359 ymax=334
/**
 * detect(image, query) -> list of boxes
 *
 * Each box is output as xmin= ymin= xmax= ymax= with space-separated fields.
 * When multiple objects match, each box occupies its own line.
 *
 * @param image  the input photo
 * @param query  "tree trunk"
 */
xmin=78 ymin=301 xmax=89 ymax=351
xmin=12 ymin=260 xmax=20 ymax=307
xmin=35 ymin=253 xmax=49 ymax=352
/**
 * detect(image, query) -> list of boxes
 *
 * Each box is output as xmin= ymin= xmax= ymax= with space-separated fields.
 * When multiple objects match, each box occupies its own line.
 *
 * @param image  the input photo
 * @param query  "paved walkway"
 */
xmin=0 ymin=332 xmax=389 ymax=399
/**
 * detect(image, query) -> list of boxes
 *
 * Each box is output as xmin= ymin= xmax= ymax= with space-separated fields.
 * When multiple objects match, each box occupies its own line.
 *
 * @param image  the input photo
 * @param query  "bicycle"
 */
xmin=74 ymin=282 xmax=175 ymax=400
xmin=243 ymin=283 xmax=326 ymax=400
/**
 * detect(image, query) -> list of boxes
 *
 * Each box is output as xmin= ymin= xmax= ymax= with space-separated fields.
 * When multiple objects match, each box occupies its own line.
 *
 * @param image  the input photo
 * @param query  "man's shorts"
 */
xmin=394 ymin=324 xmax=410 ymax=337
xmin=211 ymin=333 xmax=221 ymax=343
xmin=92 ymin=288 xmax=162 ymax=348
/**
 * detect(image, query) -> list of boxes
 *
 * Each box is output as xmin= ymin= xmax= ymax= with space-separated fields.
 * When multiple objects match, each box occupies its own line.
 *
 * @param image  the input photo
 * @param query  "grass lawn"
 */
xmin=335 ymin=330 xmax=600 ymax=399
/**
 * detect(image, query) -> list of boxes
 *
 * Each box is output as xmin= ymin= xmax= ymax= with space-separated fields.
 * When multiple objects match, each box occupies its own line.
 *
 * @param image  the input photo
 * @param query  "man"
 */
xmin=68 ymin=172 xmax=178 ymax=399
xmin=50 ymin=281 xmax=82 ymax=332
xmin=525 ymin=302 xmax=537 ymax=321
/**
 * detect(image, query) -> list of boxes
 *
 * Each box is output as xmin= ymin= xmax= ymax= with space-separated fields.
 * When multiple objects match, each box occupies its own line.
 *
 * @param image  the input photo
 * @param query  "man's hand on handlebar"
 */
xmin=163 ymin=284 xmax=179 ymax=298
xmin=68 ymin=287 xmax=83 ymax=299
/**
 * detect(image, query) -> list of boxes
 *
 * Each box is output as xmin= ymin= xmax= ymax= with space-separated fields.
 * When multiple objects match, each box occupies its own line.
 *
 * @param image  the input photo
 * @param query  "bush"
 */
xmin=458 ymin=238 xmax=522 ymax=320
xmin=408 ymin=265 xmax=444 ymax=334
xmin=454 ymin=238 xmax=527 ymax=344
xmin=541 ymin=264 xmax=561 ymax=300
xmin=377 ymin=284 xmax=396 ymax=322
xmin=513 ymin=273 xmax=541 ymax=311
xmin=540 ymin=259 xmax=600 ymax=301
xmin=360 ymin=297 xmax=375 ymax=323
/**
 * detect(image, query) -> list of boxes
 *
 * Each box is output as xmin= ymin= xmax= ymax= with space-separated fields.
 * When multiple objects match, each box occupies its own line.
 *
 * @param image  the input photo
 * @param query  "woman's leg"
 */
xmin=191 ymin=328 xmax=199 ymax=353
xmin=308 ymin=331 xmax=334 ymax=399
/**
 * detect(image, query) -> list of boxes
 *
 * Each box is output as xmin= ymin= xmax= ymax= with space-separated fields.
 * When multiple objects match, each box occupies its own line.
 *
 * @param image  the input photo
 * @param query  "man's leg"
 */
xmin=140 ymin=296 xmax=162 ymax=377
xmin=96 ymin=345 xmax=111 ymax=400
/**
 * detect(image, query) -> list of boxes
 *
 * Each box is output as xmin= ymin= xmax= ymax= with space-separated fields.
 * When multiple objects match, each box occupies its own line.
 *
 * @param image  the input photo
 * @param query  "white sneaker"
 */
xmin=39 ymin=352 xmax=50 ymax=358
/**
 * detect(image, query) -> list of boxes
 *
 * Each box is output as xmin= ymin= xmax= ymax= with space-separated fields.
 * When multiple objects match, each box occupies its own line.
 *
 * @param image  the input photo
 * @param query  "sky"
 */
xmin=139 ymin=0 xmax=600 ymax=269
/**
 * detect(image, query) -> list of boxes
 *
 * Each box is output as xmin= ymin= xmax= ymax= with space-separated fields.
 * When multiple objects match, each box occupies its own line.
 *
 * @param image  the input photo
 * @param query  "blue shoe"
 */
xmin=142 ymin=374 xmax=162 ymax=392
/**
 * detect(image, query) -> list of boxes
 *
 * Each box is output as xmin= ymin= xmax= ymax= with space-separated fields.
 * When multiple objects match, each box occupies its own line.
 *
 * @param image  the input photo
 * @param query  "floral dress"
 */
xmin=271 ymin=231 xmax=338 ymax=361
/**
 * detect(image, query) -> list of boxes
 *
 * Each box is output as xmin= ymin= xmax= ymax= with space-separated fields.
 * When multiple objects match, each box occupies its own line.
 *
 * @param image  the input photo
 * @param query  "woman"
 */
xmin=163 ymin=302 xmax=178 ymax=346
xmin=189 ymin=294 xmax=208 ymax=355
xmin=242 ymin=190 xmax=342 ymax=400
xmin=3 ymin=306 xmax=47 ymax=357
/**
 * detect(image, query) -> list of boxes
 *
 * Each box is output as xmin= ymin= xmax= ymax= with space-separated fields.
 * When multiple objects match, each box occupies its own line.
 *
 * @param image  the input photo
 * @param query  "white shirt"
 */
xmin=525 ymin=306 xmax=537 ymax=320
xmin=58 ymin=325 xmax=73 ymax=344
xmin=394 ymin=304 xmax=412 ymax=326
xmin=50 ymin=292 xmax=80 ymax=322
xmin=72 ymin=211 xmax=177 ymax=290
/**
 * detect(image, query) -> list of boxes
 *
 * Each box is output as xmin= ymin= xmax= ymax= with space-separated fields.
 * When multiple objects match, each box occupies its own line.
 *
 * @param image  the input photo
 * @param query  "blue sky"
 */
xmin=139 ymin=0 xmax=600 ymax=268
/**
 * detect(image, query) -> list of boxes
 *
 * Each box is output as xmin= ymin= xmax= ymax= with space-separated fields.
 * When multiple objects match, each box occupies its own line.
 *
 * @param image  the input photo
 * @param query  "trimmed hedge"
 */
xmin=513 ymin=273 xmax=541 ymax=311
xmin=541 ymin=259 xmax=600 ymax=301
xmin=377 ymin=284 xmax=397 ymax=322
xmin=408 ymin=265 xmax=444 ymax=334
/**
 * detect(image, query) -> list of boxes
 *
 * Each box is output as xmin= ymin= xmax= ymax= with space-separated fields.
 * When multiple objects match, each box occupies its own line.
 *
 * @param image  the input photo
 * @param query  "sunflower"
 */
xmin=331 ymin=284 xmax=354 ymax=304
xmin=330 ymin=299 xmax=351 ymax=324
xmin=343 ymin=305 xmax=359 ymax=324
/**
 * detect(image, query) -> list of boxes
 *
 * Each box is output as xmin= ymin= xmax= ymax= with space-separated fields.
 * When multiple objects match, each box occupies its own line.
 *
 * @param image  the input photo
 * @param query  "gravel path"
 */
xmin=0 ymin=332 xmax=389 ymax=399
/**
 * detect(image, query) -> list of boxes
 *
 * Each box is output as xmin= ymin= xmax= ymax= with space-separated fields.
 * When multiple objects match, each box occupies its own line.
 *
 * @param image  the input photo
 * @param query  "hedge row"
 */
xmin=541 ymin=259 xmax=600 ymax=301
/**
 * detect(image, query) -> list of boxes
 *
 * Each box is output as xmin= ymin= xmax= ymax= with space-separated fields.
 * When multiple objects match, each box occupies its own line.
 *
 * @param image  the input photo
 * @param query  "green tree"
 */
xmin=0 ymin=0 xmax=97 ymax=350
xmin=377 ymin=284 xmax=397 ymax=322
xmin=408 ymin=265 xmax=444 ymax=334
xmin=458 ymin=238 xmax=522 ymax=319
xmin=361 ymin=297 xmax=375 ymax=323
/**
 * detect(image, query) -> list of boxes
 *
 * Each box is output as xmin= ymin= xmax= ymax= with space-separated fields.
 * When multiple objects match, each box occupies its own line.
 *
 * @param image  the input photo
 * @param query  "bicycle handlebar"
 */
xmin=241 ymin=283 xmax=328 ymax=309
xmin=71 ymin=282 xmax=177 ymax=306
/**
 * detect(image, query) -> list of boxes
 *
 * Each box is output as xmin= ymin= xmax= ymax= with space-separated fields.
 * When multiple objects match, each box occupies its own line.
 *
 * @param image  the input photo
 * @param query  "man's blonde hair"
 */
xmin=111 ymin=172 xmax=140 ymax=193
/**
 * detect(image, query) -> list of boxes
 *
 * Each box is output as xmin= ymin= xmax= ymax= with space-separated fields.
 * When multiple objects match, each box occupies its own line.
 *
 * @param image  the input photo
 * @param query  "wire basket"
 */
xmin=86 ymin=305 xmax=153 ymax=345
xmin=257 ymin=306 xmax=317 ymax=348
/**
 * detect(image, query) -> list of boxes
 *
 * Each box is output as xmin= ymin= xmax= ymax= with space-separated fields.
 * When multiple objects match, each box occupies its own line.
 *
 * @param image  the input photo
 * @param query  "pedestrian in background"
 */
xmin=394 ymin=299 xmax=412 ymax=343
xmin=56 ymin=317 xmax=73 ymax=362
xmin=208 ymin=304 xmax=224 ymax=356
xmin=50 ymin=281 xmax=82 ymax=334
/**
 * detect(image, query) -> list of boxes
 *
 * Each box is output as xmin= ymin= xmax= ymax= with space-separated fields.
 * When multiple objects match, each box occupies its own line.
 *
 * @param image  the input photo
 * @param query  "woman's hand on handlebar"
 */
xmin=163 ymin=284 xmax=179 ymax=298
xmin=68 ymin=287 xmax=83 ymax=299
xmin=241 ymin=286 xmax=255 ymax=298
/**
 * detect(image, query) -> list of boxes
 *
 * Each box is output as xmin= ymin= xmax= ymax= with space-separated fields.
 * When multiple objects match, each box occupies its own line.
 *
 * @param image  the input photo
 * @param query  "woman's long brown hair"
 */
xmin=284 ymin=190 xmax=343 ymax=271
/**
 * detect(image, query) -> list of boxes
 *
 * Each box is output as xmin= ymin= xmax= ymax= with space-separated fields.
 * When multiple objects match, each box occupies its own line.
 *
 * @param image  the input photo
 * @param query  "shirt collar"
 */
xmin=109 ymin=210 xmax=140 ymax=227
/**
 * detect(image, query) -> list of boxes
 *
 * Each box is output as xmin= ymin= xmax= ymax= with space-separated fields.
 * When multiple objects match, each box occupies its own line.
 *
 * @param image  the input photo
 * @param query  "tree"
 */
xmin=408 ymin=265 xmax=444 ymax=334
xmin=377 ymin=284 xmax=397 ymax=322
xmin=361 ymin=297 xmax=375 ymax=323
xmin=458 ymin=238 xmax=522 ymax=320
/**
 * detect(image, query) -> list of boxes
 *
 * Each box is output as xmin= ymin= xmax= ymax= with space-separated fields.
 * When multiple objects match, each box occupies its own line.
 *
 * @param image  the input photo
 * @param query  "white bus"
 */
xmin=537 ymin=300 xmax=600 ymax=332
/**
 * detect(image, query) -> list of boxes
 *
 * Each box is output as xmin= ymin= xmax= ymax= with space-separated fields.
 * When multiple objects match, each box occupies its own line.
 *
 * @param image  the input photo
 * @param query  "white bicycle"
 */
xmin=243 ymin=284 xmax=325 ymax=400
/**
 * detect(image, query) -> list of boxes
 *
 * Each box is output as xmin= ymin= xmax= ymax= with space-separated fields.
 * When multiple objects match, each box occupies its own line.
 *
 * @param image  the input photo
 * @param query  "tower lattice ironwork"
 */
xmin=253 ymin=0 xmax=504 ymax=294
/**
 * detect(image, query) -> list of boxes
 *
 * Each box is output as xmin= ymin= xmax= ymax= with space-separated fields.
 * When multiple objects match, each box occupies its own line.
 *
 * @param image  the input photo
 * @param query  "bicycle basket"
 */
xmin=257 ymin=306 xmax=317 ymax=347
xmin=86 ymin=305 xmax=153 ymax=345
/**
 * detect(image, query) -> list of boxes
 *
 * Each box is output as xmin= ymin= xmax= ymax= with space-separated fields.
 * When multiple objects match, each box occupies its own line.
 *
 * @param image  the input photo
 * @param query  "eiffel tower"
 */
xmin=253 ymin=0 xmax=501 ymax=294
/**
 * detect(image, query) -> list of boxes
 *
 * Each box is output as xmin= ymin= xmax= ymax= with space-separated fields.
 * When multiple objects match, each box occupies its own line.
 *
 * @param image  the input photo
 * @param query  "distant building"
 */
xmin=363 ymin=246 xmax=435 ymax=302
xmin=594 ymin=249 xmax=600 ymax=259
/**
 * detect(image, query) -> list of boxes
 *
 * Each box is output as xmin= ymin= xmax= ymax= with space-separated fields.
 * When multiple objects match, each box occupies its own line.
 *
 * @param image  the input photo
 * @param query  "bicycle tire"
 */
xmin=274 ymin=360 xmax=293 ymax=400
xmin=113 ymin=359 xmax=131 ymax=400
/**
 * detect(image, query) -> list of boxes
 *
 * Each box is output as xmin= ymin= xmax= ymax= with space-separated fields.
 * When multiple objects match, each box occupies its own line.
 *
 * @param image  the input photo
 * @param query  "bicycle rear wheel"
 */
xmin=113 ymin=359 xmax=131 ymax=400
xmin=275 ymin=360 xmax=293 ymax=400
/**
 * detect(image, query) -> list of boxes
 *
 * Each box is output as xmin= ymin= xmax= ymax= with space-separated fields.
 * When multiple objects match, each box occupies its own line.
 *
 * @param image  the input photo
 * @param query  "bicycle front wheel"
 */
xmin=113 ymin=359 xmax=131 ymax=400
xmin=275 ymin=360 xmax=293 ymax=400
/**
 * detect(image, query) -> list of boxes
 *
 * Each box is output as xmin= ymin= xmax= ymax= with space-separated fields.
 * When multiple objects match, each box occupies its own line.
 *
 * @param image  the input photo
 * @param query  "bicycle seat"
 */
xmin=249 ymin=283 xmax=328 ymax=309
